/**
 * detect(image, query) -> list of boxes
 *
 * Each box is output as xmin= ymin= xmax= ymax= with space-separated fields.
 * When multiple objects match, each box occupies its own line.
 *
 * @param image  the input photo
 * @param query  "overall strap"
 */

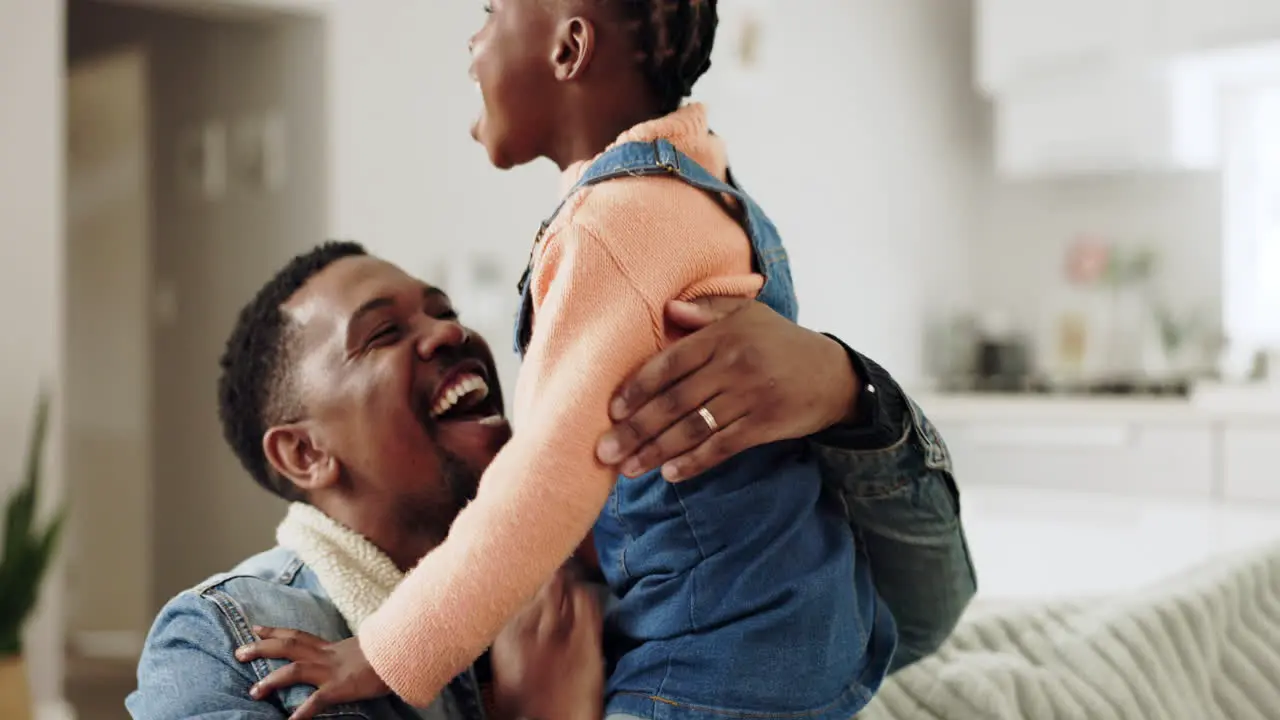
xmin=517 ymin=139 xmax=753 ymax=295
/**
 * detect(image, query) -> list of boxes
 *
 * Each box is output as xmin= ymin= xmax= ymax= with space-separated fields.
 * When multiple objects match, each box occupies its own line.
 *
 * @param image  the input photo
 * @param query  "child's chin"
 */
xmin=472 ymin=125 xmax=528 ymax=170
xmin=485 ymin=143 xmax=520 ymax=171
xmin=471 ymin=126 xmax=506 ymax=168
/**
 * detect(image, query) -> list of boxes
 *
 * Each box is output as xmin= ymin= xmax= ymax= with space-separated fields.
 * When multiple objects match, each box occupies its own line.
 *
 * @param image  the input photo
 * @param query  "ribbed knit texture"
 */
xmin=358 ymin=104 xmax=763 ymax=705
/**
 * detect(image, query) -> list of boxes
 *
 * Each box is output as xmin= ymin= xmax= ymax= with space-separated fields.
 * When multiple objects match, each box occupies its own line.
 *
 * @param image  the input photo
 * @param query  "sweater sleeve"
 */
xmin=357 ymin=223 xmax=667 ymax=706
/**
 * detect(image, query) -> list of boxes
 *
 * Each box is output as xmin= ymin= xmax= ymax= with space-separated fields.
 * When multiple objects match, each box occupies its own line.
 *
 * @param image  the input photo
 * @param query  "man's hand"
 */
xmin=235 ymin=630 xmax=389 ymax=719
xmin=597 ymin=297 xmax=859 ymax=482
xmin=490 ymin=568 xmax=605 ymax=720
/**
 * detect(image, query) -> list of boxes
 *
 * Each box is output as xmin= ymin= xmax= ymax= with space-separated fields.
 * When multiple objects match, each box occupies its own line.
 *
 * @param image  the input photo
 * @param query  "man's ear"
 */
xmin=552 ymin=17 xmax=596 ymax=82
xmin=263 ymin=422 xmax=340 ymax=495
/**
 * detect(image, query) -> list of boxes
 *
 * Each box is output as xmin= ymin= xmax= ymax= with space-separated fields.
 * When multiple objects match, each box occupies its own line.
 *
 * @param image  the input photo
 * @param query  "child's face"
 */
xmin=469 ymin=0 xmax=560 ymax=169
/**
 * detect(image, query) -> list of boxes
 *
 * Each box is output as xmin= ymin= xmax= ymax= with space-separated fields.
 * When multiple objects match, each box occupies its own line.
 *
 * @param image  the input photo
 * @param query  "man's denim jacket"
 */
xmin=125 ymin=547 xmax=471 ymax=720
xmin=816 ymin=396 xmax=977 ymax=670
xmin=126 ymin=398 xmax=974 ymax=718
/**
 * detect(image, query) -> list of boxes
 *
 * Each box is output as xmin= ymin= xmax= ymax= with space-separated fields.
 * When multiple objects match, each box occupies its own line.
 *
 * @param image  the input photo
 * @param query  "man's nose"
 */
xmin=414 ymin=317 xmax=469 ymax=361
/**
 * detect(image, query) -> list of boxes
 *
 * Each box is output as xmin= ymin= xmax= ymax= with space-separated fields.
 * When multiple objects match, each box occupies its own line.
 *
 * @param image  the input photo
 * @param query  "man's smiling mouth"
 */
xmin=429 ymin=364 xmax=504 ymax=425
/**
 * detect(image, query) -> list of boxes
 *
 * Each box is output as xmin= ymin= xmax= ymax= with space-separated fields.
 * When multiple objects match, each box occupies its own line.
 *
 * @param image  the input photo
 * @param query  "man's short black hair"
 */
xmin=217 ymin=241 xmax=368 ymax=500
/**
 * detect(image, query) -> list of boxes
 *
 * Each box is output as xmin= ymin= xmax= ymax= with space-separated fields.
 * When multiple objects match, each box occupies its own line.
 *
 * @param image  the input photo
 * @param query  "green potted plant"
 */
xmin=1 ymin=391 xmax=65 ymax=720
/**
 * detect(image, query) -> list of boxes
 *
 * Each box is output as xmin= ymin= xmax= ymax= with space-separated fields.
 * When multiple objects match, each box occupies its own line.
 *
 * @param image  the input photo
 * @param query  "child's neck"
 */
xmin=548 ymin=102 xmax=667 ymax=172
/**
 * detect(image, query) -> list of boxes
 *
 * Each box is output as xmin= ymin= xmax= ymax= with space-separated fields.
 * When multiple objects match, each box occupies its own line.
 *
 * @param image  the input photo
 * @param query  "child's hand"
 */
xmin=490 ymin=568 xmax=605 ymax=720
xmin=236 ymin=628 xmax=390 ymax=719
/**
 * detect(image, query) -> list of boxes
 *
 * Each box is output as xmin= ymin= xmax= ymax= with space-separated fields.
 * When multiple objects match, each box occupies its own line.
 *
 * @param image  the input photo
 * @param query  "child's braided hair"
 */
xmin=614 ymin=0 xmax=719 ymax=113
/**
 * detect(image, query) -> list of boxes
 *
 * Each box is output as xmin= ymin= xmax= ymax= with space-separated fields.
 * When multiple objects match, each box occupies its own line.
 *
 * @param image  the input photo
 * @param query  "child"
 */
xmin=308 ymin=2 xmax=893 ymax=718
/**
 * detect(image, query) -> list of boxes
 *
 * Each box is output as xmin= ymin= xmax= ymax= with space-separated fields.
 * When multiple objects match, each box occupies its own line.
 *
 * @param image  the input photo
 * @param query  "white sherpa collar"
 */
xmin=275 ymin=502 xmax=405 ymax=633
xmin=277 ymin=506 xmax=466 ymax=719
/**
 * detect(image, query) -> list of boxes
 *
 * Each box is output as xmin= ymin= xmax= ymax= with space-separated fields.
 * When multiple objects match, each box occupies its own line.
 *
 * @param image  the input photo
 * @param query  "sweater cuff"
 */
xmin=812 ymin=335 xmax=907 ymax=451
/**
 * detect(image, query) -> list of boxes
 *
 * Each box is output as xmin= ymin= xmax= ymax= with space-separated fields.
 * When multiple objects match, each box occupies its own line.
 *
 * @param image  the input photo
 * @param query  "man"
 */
xmin=127 ymin=242 xmax=974 ymax=719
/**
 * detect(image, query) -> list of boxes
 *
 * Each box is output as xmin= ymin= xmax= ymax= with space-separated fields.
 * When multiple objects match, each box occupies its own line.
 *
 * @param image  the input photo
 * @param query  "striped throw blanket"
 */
xmin=861 ymin=541 xmax=1280 ymax=720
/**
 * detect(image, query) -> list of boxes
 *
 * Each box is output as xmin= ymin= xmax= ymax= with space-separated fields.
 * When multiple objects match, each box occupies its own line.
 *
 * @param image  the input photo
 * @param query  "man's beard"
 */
xmin=391 ymin=449 xmax=478 ymax=542
xmin=396 ymin=406 xmax=484 ymax=539
xmin=438 ymin=447 xmax=481 ymax=513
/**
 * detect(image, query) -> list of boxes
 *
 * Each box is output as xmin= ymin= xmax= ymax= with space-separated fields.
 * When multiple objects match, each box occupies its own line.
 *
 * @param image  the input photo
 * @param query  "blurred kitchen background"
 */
xmin=2 ymin=0 xmax=1279 ymax=717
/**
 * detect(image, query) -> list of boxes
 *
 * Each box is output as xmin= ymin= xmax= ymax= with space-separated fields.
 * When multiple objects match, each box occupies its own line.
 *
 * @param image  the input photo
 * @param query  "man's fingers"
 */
xmin=569 ymin=584 xmax=602 ymax=632
xmin=610 ymin=340 xmax=713 ymax=419
xmin=249 ymin=662 xmax=326 ymax=700
xmin=601 ymin=342 xmax=716 ymax=460
xmin=561 ymin=584 xmax=603 ymax=653
xmin=603 ymin=369 xmax=727 ymax=472
xmin=660 ymin=417 xmax=753 ymax=483
xmin=665 ymin=297 xmax=753 ymax=331
xmin=533 ymin=572 xmax=571 ymax=640
xmin=620 ymin=394 xmax=749 ymax=478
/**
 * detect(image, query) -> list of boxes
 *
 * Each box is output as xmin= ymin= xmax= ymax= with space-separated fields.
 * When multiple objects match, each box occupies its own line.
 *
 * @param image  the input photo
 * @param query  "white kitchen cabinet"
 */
xmin=978 ymin=0 xmax=1280 ymax=96
xmin=1221 ymin=424 xmax=1280 ymax=503
xmin=977 ymin=0 xmax=1157 ymax=95
xmin=992 ymin=64 xmax=1218 ymax=177
xmin=975 ymin=0 xmax=1280 ymax=177
xmin=936 ymin=418 xmax=1216 ymax=497
xmin=1159 ymin=0 xmax=1280 ymax=55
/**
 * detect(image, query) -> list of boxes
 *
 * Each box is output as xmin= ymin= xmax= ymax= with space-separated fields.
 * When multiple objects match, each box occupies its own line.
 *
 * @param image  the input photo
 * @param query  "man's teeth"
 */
xmin=431 ymin=374 xmax=489 ymax=418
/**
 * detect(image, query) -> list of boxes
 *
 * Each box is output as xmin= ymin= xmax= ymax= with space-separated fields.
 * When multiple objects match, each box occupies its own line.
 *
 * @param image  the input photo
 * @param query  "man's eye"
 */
xmin=368 ymin=325 xmax=401 ymax=347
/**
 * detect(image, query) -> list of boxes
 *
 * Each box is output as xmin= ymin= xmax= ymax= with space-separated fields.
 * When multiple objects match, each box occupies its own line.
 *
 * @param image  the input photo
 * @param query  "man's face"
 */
xmin=280 ymin=256 xmax=510 ymax=533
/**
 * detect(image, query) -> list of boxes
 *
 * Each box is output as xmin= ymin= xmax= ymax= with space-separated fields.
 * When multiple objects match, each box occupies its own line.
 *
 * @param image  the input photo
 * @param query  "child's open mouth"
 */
xmin=471 ymin=81 xmax=485 ymax=142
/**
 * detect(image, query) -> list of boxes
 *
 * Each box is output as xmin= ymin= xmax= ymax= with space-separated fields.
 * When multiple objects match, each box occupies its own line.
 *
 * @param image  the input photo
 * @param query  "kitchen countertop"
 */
xmin=914 ymin=393 xmax=1207 ymax=424
xmin=912 ymin=384 xmax=1280 ymax=424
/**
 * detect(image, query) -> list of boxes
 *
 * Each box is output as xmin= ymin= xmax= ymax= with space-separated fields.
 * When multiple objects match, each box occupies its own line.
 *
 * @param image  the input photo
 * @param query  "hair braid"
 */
xmin=617 ymin=0 xmax=719 ymax=113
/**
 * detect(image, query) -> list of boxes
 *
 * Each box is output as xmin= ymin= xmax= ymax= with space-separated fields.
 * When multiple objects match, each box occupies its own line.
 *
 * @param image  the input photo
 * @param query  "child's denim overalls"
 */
xmin=514 ymin=139 xmax=896 ymax=720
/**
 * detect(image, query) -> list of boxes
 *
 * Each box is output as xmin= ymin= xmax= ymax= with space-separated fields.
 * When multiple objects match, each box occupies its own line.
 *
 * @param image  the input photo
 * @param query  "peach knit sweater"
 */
xmin=359 ymin=104 xmax=764 ymax=706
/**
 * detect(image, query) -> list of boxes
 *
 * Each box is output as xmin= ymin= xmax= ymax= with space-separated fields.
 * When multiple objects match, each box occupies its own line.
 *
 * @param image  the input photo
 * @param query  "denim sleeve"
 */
xmin=125 ymin=591 xmax=286 ymax=719
xmin=811 ymin=339 xmax=910 ymax=452
xmin=814 ymin=396 xmax=978 ymax=672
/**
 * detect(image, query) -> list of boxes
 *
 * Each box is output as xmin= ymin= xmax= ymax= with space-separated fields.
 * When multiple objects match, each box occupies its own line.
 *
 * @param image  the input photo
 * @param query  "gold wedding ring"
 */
xmin=697 ymin=406 xmax=719 ymax=434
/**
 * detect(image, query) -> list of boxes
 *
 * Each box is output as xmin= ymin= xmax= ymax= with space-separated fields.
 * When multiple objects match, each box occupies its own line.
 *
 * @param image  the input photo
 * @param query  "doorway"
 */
xmin=64 ymin=43 xmax=153 ymax=665
xmin=61 ymin=2 xmax=328 ymax=714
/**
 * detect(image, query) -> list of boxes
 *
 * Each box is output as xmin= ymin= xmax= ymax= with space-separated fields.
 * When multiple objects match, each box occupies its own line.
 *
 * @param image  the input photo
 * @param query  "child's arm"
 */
xmin=357 ymin=222 xmax=681 ymax=706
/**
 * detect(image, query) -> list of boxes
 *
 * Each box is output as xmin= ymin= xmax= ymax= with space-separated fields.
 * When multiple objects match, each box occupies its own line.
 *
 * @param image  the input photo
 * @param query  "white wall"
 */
xmin=324 ymin=1 xmax=556 ymax=394
xmin=696 ymin=0 xmax=986 ymax=382
xmin=0 ymin=0 xmax=67 ymax=705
